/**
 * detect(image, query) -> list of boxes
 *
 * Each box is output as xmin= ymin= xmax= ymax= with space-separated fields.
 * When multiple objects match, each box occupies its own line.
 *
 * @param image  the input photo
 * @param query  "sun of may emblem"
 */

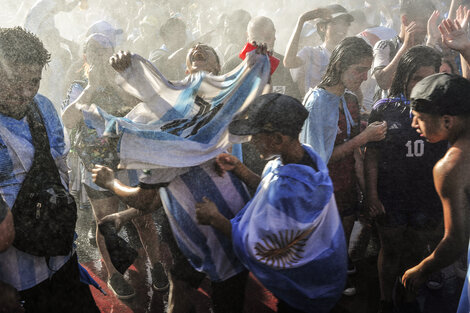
xmin=254 ymin=227 xmax=314 ymax=269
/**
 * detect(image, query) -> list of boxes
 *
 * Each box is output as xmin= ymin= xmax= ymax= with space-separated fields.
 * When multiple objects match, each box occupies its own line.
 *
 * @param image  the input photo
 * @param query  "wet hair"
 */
xmin=318 ymin=37 xmax=372 ymax=88
xmin=389 ymin=45 xmax=441 ymax=98
xmin=160 ymin=17 xmax=186 ymax=41
xmin=0 ymin=27 xmax=50 ymax=68
xmin=441 ymin=55 xmax=457 ymax=74
xmin=400 ymin=0 xmax=435 ymax=20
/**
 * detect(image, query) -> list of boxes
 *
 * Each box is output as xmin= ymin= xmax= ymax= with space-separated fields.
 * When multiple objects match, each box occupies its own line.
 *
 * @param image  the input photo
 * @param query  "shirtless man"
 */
xmin=401 ymin=73 xmax=470 ymax=300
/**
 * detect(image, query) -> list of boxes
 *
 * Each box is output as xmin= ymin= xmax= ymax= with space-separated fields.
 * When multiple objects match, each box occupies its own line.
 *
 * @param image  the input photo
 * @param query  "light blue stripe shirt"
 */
xmin=141 ymin=160 xmax=249 ymax=281
xmin=0 ymin=94 xmax=72 ymax=291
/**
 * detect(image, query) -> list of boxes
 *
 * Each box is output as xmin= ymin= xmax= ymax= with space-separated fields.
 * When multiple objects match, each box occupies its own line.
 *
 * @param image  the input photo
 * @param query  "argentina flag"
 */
xmin=82 ymin=52 xmax=271 ymax=171
xmin=231 ymin=144 xmax=348 ymax=313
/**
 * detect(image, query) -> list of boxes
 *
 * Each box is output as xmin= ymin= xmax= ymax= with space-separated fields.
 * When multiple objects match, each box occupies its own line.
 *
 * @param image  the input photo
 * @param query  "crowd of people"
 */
xmin=1 ymin=0 xmax=470 ymax=313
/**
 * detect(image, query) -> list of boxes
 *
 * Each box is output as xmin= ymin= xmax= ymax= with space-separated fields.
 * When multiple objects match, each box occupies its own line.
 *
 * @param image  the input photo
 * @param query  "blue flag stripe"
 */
xmin=160 ymin=186 xmax=219 ymax=279
xmin=179 ymin=167 xmax=241 ymax=270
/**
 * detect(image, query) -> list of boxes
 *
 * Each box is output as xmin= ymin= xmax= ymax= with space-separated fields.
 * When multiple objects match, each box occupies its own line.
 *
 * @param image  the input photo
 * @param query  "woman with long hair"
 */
xmin=364 ymin=45 xmax=448 ymax=313
xmin=301 ymin=36 xmax=387 ymax=296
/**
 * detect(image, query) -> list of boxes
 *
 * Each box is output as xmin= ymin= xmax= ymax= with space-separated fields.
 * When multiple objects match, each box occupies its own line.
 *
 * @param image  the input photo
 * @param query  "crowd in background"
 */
xmin=2 ymin=0 xmax=470 ymax=312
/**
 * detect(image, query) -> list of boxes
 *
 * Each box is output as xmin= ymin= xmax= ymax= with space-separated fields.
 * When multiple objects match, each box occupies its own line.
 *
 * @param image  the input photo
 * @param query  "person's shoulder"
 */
xmin=371 ymin=97 xmax=403 ymax=112
xmin=434 ymin=145 xmax=470 ymax=193
xmin=298 ymin=45 xmax=320 ymax=57
xmin=35 ymin=94 xmax=56 ymax=113
xmin=221 ymin=54 xmax=242 ymax=74
xmin=373 ymin=38 xmax=393 ymax=51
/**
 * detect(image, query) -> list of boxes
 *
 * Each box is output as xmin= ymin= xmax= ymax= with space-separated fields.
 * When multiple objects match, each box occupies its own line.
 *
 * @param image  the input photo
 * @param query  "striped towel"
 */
xmin=157 ymin=160 xmax=251 ymax=281
xmin=82 ymin=52 xmax=270 ymax=171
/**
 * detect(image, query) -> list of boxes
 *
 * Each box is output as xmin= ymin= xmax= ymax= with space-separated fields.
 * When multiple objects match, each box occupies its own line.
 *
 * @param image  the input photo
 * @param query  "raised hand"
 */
xmin=439 ymin=18 xmax=470 ymax=52
xmin=109 ymin=50 xmax=132 ymax=72
xmin=427 ymin=10 xmax=441 ymax=44
xmin=403 ymin=22 xmax=419 ymax=48
xmin=456 ymin=5 xmax=470 ymax=30
xmin=91 ymin=164 xmax=115 ymax=190
xmin=299 ymin=8 xmax=331 ymax=23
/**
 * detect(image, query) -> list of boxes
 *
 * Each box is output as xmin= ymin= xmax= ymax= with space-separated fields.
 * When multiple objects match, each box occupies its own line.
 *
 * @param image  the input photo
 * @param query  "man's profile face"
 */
xmin=0 ymin=63 xmax=42 ymax=119
xmin=250 ymin=132 xmax=278 ymax=160
xmin=411 ymin=110 xmax=446 ymax=143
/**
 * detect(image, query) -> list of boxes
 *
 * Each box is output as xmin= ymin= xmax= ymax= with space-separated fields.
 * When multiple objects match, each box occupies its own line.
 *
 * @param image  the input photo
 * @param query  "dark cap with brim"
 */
xmin=317 ymin=4 xmax=354 ymax=24
xmin=410 ymin=73 xmax=470 ymax=116
xmin=229 ymin=93 xmax=308 ymax=137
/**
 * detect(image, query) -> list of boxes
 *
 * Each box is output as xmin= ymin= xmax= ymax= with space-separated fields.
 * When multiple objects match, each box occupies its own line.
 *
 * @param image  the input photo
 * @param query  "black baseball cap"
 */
xmin=410 ymin=73 xmax=470 ymax=116
xmin=317 ymin=4 xmax=354 ymax=24
xmin=229 ymin=93 xmax=308 ymax=137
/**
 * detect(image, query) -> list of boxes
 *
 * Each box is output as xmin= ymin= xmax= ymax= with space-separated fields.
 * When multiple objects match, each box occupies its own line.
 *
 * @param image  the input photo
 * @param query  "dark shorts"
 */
xmin=377 ymin=207 xmax=442 ymax=230
xmin=19 ymin=254 xmax=99 ymax=313
xmin=334 ymin=187 xmax=360 ymax=218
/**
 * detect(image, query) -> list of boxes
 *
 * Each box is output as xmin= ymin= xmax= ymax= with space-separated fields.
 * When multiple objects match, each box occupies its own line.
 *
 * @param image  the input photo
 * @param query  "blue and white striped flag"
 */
xmin=231 ymin=144 xmax=348 ymax=313
xmin=82 ymin=53 xmax=270 ymax=171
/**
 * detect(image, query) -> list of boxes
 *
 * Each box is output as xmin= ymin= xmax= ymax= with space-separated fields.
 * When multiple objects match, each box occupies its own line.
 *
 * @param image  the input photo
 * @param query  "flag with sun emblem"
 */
xmin=231 ymin=144 xmax=348 ymax=313
xmin=81 ymin=52 xmax=270 ymax=171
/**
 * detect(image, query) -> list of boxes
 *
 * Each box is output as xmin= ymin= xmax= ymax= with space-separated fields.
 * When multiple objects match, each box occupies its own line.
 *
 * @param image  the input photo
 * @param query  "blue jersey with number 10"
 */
xmin=367 ymin=97 xmax=448 ymax=211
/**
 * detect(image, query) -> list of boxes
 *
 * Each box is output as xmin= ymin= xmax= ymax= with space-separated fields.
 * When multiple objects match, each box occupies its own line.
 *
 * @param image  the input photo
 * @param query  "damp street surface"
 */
xmin=74 ymin=203 xmax=375 ymax=313
xmin=75 ymin=205 xmax=464 ymax=313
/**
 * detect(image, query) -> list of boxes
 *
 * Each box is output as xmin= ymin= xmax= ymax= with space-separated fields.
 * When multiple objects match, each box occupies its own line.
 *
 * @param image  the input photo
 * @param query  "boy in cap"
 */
xmin=196 ymin=93 xmax=347 ymax=313
xmin=284 ymin=4 xmax=354 ymax=95
xmin=401 ymin=73 xmax=470 ymax=312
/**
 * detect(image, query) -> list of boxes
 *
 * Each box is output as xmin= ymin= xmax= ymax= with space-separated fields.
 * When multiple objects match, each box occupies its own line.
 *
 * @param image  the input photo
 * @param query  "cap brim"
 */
xmin=318 ymin=13 xmax=354 ymax=24
xmin=228 ymin=119 xmax=261 ymax=136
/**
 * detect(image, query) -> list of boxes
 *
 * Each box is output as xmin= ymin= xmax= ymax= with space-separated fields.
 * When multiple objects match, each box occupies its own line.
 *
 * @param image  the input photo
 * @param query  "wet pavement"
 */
xmin=74 ymin=205 xmax=465 ymax=313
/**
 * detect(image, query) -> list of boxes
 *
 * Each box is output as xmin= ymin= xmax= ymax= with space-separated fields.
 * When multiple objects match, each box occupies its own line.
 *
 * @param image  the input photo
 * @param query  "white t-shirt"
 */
xmin=291 ymin=43 xmax=331 ymax=96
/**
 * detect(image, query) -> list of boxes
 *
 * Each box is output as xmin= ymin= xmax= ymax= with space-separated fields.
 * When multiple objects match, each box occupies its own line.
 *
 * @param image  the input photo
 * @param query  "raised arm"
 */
xmin=374 ymin=22 xmax=419 ymax=90
xmin=439 ymin=13 xmax=470 ymax=78
xmin=284 ymin=8 xmax=330 ymax=69
xmin=92 ymin=165 xmax=161 ymax=212
xmin=61 ymin=84 xmax=93 ymax=129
